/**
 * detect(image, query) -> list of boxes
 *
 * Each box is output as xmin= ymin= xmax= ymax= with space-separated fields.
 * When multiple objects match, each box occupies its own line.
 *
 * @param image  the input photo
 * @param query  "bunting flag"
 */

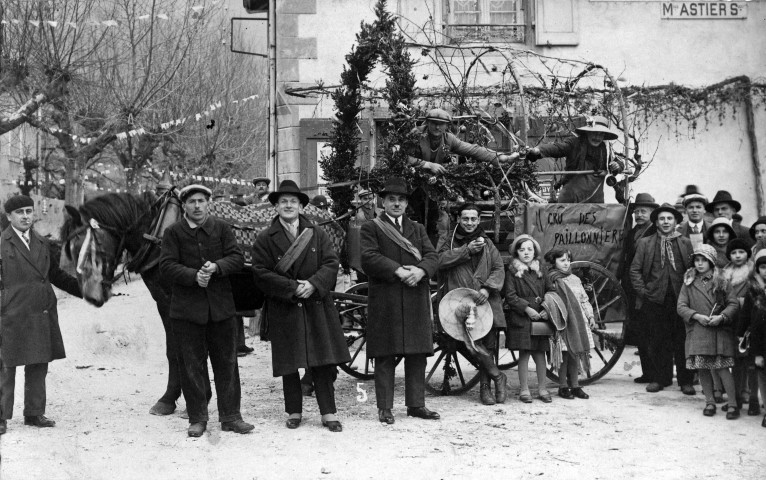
xmin=2 ymin=4 xmax=208 ymax=29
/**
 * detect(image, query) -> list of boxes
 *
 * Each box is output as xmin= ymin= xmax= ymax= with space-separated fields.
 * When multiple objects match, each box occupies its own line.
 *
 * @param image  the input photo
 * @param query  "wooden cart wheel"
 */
xmin=495 ymin=326 xmax=520 ymax=371
xmin=336 ymin=282 xmax=400 ymax=380
xmin=545 ymin=261 xmax=627 ymax=386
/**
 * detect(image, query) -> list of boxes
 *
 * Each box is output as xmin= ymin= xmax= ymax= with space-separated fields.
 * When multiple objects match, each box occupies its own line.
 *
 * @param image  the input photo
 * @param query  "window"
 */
xmin=446 ymin=0 xmax=526 ymax=43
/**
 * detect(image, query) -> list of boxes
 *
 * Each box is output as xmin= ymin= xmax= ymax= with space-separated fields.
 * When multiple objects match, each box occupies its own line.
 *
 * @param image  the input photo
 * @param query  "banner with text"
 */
xmin=515 ymin=204 xmax=628 ymax=275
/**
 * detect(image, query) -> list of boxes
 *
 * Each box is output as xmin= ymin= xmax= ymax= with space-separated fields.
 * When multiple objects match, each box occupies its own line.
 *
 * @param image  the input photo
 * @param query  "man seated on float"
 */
xmin=512 ymin=115 xmax=620 ymax=203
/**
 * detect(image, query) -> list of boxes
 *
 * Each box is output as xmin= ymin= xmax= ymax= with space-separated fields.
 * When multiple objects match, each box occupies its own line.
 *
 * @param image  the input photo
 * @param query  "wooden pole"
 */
xmin=267 ymin=0 xmax=277 ymax=186
xmin=743 ymin=77 xmax=765 ymax=214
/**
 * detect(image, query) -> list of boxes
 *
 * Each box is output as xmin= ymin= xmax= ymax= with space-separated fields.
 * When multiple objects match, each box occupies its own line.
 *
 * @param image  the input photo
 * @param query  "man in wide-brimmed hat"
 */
xmin=360 ymin=177 xmax=440 ymax=424
xmin=519 ymin=115 xmax=620 ymax=203
xmin=630 ymin=203 xmax=695 ymax=395
xmin=623 ymin=193 xmax=658 ymax=383
xmin=707 ymin=190 xmax=753 ymax=248
xmin=252 ymin=179 xmax=350 ymax=432
xmin=160 ymin=184 xmax=254 ymax=437
xmin=676 ymin=187 xmax=709 ymax=249
xmin=436 ymin=202 xmax=507 ymax=405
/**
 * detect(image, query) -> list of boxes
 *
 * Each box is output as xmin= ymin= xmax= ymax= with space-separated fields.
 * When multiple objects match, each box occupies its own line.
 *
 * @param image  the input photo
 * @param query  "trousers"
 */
xmin=642 ymin=294 xmax=694 ymax=387
xmin=0 ymin=363 xmax=48 ymax=419
xmin=374 ymin=354 xmax=427 ymax=410
xmin=283 ymin=365 xmax=338 ymax=415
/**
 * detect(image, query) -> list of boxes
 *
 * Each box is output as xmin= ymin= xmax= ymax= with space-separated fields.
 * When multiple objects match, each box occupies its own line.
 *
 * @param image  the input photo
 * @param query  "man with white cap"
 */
xmin=160 ymin=184 xmax=254 ymax=437
xmin=676 ymin=186 xmax=709 ymax=249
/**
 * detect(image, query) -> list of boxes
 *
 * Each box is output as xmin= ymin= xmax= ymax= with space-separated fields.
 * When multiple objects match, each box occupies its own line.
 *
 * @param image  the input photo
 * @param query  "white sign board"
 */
xmin=661 ymin=2 xmax=748 ymax=18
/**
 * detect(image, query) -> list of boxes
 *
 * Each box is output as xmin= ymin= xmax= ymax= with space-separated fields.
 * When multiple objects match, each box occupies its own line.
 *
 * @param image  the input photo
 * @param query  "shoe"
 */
xmin=519 ymin=391 xmax=533 ymax=403
xmin=479 ymin=383 xmax=495 ymax=405
xmin=645 ymin=382 xmax=664 ymax=393
xmin=680 ymin=384 xmax=696 ymax=396
xmin=149 ymin=401 xmax=176 ymax=416
xmin=406 ymin=406 xmax=440 ymax=420
xmin=301 ymin=384 xmax=315 ymax=397
xmin=725 ymin=407 xmax=740 ymax=420
xmin=748 ymin=403 xmax=761 ymax=416
xmin=187 ymin=422 xmax=207 ymax=437
xmin=285 ymin=417 xmax=302 ymax=429
xmin=322 ymin=420 xmax=343 ymax=432
xmin=237 ymin=345 xmax=254 ymax=354
xmin=633 ymin=376 xmax=651 ymax=384
xmin=762 ymin=414 xmax=766 ymax=428
xmin=493 ymin=372 xmax=508 ymax=404
xmin=180 ymin=409 xmax=189 ymax=420
xmin=558 ymin=387 xmax=574 ymax=400
xmin=0 ymin=419 xmax=6 ymax=435
xmin=24 ymin=415 xmax=55 ymax=427
xmin=703 ymin=403 xmax=716 ymax=417
xmin=222 ymin=419 xmax=255 ymax=434
xmin=571 ymin=387 xmax=590 ymax=399
xmin=378 ymin=409 xmax=395 ymax=425
xmin=713 ymin=389 xmax=725 ymax=403
xmin=539 ymin=390 xmax=552 ymax=403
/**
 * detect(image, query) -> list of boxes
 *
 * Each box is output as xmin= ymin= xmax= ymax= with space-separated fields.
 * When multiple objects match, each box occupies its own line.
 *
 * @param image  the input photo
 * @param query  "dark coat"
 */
xmin=629 ymin=233 xmax=693 ymax=309
xmin=739 ymin=278 xmax=766 ymax=359
xmin=530 ymin=135 xmax=608 ymax=203
xmin=160 ymin=215 xmax=244 ymax=324
xmin=0 ymin=227 xmax=80 ymax=367
xmin=252 ymin=216 xmax=351 ymax=377
xmin=503 ymin=259 xmax=555 ymax=351
xmin=677 ymin=273 xmax=739 ymax=357
xmin=409 ymin=125 xmax=498 ymax=165
xmin=677 ymin=220 xmax=709 ymax=239
xmin=360 ymin=215 xmax=438 ymax=358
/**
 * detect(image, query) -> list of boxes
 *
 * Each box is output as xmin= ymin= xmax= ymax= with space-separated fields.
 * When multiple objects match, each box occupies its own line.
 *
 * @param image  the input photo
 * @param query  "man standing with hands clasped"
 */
xmin=361 ymin=177 xmax=440 ymax=424
xmin=160 ymin=184 xmax=254 ymax=437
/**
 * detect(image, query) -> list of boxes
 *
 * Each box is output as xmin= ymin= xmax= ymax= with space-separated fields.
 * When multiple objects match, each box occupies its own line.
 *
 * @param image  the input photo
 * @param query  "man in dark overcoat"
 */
xmin=160 ymin=184 xmax=253 ymax=437
xmin=360 ymin=177 xmax=440 ymax=424
xmin=252 ymin=180 xmax=350 ymax=432
xmin=0 ymin=195 xmax=81 ymax=435
xmin=630 ymin=203 xmax=695 ymax=395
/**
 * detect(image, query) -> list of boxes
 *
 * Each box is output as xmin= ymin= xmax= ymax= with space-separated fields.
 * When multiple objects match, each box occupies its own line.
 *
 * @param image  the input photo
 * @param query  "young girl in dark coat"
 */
xmin=504 ymin=235 xmax=555 ymax=403
xmin=677 ymin=244 xmax=740 ymax=418
xmin=545 ymin=248 xmax=595 ymax=400
xmin=738 ymin=249 xmax=766 ymax=428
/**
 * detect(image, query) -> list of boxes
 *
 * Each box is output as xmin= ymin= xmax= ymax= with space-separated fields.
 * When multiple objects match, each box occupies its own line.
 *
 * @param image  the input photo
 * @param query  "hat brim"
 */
xmin=438 ymin=288 xmax=493 ymax=343
xmin=650 ymin=206 xmax=683 ymax=224
xmin=706 ymin=200 xmax=741 ymax=213
xmin=252 ymin=177 xmax=271 ymax=186
xmin=179 ymin=185 xmax=213 ymax=202
xmin=510 ymin=234 xmax=542 ymax=259
xmin=379 ymin=188 xmax=410 ymax=198
xmin=268 ymin=191 xmax=309 ymax=206
xmin=424 ymin=117 xmax=451 ymax=123
xmin=575 ymin=126 xmax=619 ymax=141
xmin=631 ymin=202 xmax=659 ymax=210
xmin=706 ymin=223 xmax=736 ymax=242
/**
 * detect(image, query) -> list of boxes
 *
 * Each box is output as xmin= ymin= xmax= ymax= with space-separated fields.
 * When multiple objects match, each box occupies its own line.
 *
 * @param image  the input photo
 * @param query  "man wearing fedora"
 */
xmin=518 ymin=116 xmax=620 ymax=204
xmin=252 ymin=180 xmax=350 ymax=432
xmin=630 ymin=203 xmax=695 ymax=395
xmin=0 ymin=195 xmax=82 ymax=435
xmin=623 ymin=193 xmax=658 ymax=383
xmin=436 ymin=202 xmax=507 ymax=405
xmin=160 ymin=184 xmax=254 ymax=437
xmin=676 ymin=186 xmax=710 ymax=249
xmin=707 ymin=190 xmax=753 ymax=249
xmin=360 ymin=177 xmax=440 ymax=424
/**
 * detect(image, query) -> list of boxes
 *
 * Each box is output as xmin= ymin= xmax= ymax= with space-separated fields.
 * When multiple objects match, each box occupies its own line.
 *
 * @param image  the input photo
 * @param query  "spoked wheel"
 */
xmin=495 ymin=327 xmax=520 ymax=371
xmin=546 ymin=261 xmax=627 ymax=386
xmin=335 ymin=282 xmax=400 ymax=380
xmin=425 ymin=333 xmax=482 ymax=395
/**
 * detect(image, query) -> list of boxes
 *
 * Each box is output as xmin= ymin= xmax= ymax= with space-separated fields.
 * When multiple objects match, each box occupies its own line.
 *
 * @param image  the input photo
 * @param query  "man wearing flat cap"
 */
xmin=252 ymin=180 xmax=350 ymax=432
xmin=250 ymin=176 xmax=271 ymax=204
xmin=518 ymin=115 xmax=621 ymax=203
xmin=360 ymin=177 xmax=440 ymax=424
xmin=0 ymin=195 xmax=81 ymax=435
xmin=630 ymin=203 xmax=695 ymax=395
xmin=160 ymin=184 xmax=254 ymax=437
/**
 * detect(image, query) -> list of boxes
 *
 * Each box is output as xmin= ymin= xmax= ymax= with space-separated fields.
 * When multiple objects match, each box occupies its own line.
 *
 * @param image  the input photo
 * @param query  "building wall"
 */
xmin=233 ymin=0 xmax=766 ymax=220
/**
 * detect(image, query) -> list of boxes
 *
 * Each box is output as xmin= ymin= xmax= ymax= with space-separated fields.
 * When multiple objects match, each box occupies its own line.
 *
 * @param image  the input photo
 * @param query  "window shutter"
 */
xmin=534 ymin=0 xmax=579 ymax=46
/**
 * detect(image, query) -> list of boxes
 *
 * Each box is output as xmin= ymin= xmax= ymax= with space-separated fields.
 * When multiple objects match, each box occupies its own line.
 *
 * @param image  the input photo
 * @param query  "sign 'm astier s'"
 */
xmin=661 ymin=2 xmax=748 ymax=19
xmin=515 ymin=204 xmax=628 ymax=274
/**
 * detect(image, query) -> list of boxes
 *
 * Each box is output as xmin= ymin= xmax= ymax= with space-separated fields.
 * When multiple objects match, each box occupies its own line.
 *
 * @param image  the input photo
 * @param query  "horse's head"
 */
xmin=64 ymin=206 xmax=122 ymax=307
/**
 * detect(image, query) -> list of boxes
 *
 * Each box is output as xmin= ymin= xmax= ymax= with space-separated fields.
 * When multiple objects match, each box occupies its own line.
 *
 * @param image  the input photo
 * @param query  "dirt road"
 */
xmin=0 ymin=278 xmax=763 ymax=479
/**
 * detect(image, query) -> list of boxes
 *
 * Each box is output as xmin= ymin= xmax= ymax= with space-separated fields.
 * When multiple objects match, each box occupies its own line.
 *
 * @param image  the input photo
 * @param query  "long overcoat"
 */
xmin=677 ymin=274 xmax=739 ymax=357
xmin=360 ymin=215 xmax=438 ymax=358
xmin=160 ymin=216 xmax=244 ymax=324
xmin=252 ymin=216 xmax=350 ymax=377
xmin=503 ymin=259 xmax=555 ymax=351
xmin=739 ymin=278 xmax=766 ymax=359
xmin=1 ymin=226 xmax=80 ymax=367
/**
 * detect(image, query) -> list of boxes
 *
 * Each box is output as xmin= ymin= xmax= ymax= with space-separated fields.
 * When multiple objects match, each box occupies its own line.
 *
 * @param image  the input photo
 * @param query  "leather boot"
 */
xmin=492 ymin=371 xmax=508 ymax=403
xmin=479 ymin=383 xmax=495 ymax=405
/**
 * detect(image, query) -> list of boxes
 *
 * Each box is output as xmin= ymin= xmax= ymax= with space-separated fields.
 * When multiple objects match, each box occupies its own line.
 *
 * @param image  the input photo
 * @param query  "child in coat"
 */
xmin=545 ymin=248 xmax=595 ymax=400
xmin=677 ymin=244 xmax=740 ymax=418
xmin=738 ymin=249 xmax=766 ymax=428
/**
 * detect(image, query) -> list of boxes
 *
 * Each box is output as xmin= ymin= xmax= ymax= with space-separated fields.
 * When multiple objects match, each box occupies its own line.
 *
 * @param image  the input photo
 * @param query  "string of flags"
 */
xmin=145 ymin=167 xmax=255 ymax=187
xmin=0 ymin=2 xmax=222 ymax=29
xmin=35 ymin=94 xmax=259 ymax=145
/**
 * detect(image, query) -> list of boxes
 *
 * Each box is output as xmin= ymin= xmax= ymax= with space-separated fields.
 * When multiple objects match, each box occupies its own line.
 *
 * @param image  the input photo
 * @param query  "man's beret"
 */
xmin=4 ymin=195 xmax=34 ymax=214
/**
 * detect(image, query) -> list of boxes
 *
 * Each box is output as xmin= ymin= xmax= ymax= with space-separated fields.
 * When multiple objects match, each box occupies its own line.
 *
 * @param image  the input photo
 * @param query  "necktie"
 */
xmin=395 ymin=218 xmax=402 ymax=233
xmin=691 ymin=225 xmax=699 ymax=234
xmin=21 ymin=231 xmax=30 ymax=249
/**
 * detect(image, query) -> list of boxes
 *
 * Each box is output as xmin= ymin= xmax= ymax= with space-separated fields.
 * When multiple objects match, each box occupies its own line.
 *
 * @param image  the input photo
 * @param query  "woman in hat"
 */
xmin=504 ymin=235 xmax=556 ymax=403
xmin=519 ymin=116 xmax=620 ymax=203
xmin=738 ymin=249 xmax=766 ymax=427
xmin=677 ymin=244 xmax=740 ymax=419
xmin=749 ymin=216 xmax=766 ymax=255
xmin=706 ymin=218 xmax=737 ymax=268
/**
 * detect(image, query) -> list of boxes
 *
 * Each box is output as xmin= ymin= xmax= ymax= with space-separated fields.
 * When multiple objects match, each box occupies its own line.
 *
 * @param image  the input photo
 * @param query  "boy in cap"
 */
xmin=0 ymin=195 xmax=81 ymax=435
